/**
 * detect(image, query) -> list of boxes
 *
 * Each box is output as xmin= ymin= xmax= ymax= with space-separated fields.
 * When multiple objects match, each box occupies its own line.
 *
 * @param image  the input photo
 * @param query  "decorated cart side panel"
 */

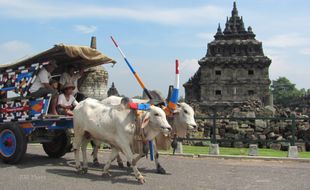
xmin=0 ymin=62 xmax=53 ymax=124
xmin=0 ymin=96 xmax=51 ymax=122
xmin=0 ymin=62 xmax=47 ymax=97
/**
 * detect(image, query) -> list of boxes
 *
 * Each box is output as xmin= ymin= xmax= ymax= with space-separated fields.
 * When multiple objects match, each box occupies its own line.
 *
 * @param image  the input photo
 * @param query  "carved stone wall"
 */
xmin=79 ymin=66 xmax=108 ymax=100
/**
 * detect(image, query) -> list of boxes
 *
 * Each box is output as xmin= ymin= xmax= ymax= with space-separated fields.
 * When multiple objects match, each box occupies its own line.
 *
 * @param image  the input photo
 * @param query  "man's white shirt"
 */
xmin=57 ymin=94 xmax=78 ymax=107
xmin=29 ymin=67 xmax=51 ymax=93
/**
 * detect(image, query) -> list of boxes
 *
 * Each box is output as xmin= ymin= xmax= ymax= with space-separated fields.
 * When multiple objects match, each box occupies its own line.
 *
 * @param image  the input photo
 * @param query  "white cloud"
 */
xmin=300 ymin=48 xmax=310 ymax=55
xmin=267 ymin=52 xmax=291 ymax=78
xmin=0 ymin=40 xmax=33 ymax=64
xmin=180 ymin=59 xmax=200 ymax=94
xmin=0 ymin=40 xmax=30 ymax=52
xmin=0 ymin=0 xmax=225 ymax=25
xmin=266 ymin=49 xmax=310 ymax=89
xmin=264 ymin=33 xmax=310 ymax=48
xmin=74 ymin=25 xmax=97 ymax=34
xmin=180 ymin=59 xmax=199 ymax=73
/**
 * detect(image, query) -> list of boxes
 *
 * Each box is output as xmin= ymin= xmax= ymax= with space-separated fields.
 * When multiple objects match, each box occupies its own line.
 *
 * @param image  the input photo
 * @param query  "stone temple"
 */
xmin=184 ymin=2 xmax=272 ymax=108
xmin=79 ymin=37 xmax=109 ymax=100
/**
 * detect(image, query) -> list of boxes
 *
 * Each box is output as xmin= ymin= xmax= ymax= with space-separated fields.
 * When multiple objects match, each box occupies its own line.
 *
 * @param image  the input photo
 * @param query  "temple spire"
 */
xmin=224 ymin=17 xmax=232 ymax=34
xmin=240 ymin=16 xmax=245 ymax=31
xmin=214 ymin=23 xmax=223 ymax=39
xmin=248 ymin=26 xmax=253 ymax=33
xmin=218 ymin=2 xmax=256 ymax=39
xmin=232 ymin=1 xmax=238 ymax=17
xmin=232 ymin=16 xmax=238 ymax=33
xmin=217 ymin=23 xmax=222 ymax=33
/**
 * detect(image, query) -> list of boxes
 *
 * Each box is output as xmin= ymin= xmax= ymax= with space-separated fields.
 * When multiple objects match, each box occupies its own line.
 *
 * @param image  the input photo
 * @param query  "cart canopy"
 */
xmin=0 ymin=44 xmax=116 ymax=74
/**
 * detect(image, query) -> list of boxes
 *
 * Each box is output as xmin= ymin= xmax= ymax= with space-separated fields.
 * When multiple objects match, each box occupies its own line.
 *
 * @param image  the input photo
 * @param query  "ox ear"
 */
xmin=172 ymin=107 xmax=180 ymax=115
xmin=141 ymin=112 xmax=150 ymax=128
xmin=120 ymin=97 xmax=131 ymax=109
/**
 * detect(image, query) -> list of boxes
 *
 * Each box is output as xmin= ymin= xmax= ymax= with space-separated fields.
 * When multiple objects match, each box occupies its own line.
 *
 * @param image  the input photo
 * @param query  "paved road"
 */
xmin=0 ymin=145 xmax=309 ymax=190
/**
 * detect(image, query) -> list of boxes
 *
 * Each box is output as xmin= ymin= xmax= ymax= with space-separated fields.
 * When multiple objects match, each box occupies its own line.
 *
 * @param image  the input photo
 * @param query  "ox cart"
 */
xmin=0 ymin=44 xmax=115 ymax=164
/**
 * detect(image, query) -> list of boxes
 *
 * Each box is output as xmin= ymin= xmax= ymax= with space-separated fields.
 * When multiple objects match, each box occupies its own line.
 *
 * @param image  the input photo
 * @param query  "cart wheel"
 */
xmin=0 ymin=123 xmax=27 ymax=164
xmin=42 ymin=130 xmax=70 ymax=158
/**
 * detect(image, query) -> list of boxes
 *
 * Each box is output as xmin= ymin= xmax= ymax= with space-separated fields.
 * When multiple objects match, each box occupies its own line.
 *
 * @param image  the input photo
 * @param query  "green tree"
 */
xmin=132 ymin=95 xmax=142 ymax=99
xmin=271 ymin=77 xmax=303 ymax=105
xmin=300 ymin=88 xmax=308 ymax=96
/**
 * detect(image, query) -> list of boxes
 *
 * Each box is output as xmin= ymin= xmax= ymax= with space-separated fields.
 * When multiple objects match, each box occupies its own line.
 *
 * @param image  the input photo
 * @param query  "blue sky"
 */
xmin=0 ymin=0 xmax=309 ymax=97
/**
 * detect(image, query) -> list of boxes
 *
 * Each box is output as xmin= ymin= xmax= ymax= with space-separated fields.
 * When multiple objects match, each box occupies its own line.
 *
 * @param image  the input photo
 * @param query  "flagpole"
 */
xmin=110 ymin=36 xmax=153 ymax=100
xmin=168 ymin=59 xmax=180 ymax=110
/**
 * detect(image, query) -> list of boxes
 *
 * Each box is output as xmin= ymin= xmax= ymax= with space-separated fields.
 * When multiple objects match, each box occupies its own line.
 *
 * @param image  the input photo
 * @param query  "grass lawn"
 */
xmin=91 ymin=143 xmax=310 ymax=158
xmin=173 ymin=145 xmax=310 ymax=158
xmin=156 ymin=145 xmax=310 ymax=158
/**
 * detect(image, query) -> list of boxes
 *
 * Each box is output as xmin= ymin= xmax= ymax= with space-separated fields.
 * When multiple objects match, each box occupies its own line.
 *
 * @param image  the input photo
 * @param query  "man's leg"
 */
xmin=30 ymin=88 xmax=58 ymax=115
xmin=50 ymin=94 xmax=58 ymax=115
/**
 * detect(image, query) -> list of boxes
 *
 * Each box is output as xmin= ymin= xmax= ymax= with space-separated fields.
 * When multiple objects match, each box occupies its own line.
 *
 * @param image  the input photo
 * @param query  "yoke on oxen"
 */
xmin=127 ymin=102 xmax=152 ymax=156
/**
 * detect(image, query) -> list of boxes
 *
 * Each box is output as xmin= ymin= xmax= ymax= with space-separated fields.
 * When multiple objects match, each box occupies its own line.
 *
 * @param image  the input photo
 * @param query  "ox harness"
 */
xmin=161 ymin=105 xmax=178 ymax=154
xmin=129 ymin=102 xmax=155 ymax=160
xmin=129 ymin=101 xmax=179 ymax=158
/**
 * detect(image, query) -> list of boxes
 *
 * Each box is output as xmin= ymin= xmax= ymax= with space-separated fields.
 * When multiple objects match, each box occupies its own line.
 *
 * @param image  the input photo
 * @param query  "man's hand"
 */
xmin=65 ymin=105 xmax=73 ymax=109
xmin=42 ymin=83 xmax=54 ymax=90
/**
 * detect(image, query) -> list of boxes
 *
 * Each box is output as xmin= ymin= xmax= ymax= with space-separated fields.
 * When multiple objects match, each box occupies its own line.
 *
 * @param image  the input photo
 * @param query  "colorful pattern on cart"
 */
xmin=0 ymin=63 xmax=43 ymax=97
xmin=0 ymin=95 xmax=51 ymax=123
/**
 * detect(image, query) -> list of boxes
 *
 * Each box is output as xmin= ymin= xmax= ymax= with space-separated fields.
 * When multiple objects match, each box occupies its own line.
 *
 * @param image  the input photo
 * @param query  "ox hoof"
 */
xmin=76 ymin=168 xmax=84 ymax=175
xmin=126 ymin=162 xmax=131 ymax=167
xmin=157 ymin=166 xmax=166 ymax=174
xmin=118 ymin=162 xmax=124 ymax=168
xmin=137 ymin=176 xmax=145 ymax=184
xmin=93 ymin=161 xmax=100 ymax=167
xmin=77 ymin=167 xmax=88 ymax=175
xmin=76 ymin=166 xmax=83 ymax=175
xmin=102 ymin=172 xmax=112 ymax=177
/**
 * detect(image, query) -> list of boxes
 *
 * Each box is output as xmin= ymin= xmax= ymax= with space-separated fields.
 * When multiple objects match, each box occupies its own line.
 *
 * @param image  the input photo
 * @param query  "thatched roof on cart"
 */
xmin=0 ymin=44 xmax=116 ymax=74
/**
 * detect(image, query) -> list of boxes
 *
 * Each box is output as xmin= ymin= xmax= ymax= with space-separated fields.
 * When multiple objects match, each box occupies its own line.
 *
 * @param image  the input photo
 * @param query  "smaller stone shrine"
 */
xmin=107 ymin=82 xmax=120 ymax=97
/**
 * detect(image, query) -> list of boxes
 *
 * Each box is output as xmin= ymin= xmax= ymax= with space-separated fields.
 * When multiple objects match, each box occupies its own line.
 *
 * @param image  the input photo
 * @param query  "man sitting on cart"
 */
xmin=59 ymin=65 xmax=85 ymax=102
xmin=29 ymin=60 xmax=58 ymax=115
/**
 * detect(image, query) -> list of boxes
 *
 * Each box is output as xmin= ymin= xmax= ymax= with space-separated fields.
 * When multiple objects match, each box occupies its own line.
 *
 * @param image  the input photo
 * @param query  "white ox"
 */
xmin=73 ymin=97 xmax=171 ymax=183
xmin=92 ymin=96 xmax=197 ymax=174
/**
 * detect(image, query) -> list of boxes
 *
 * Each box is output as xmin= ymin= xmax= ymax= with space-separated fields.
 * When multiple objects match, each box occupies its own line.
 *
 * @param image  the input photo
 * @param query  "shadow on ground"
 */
xmin=0 ymin=153 xmax=70 ymax=169
xmin=0 ymin=151 xmax=171 ymax=185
